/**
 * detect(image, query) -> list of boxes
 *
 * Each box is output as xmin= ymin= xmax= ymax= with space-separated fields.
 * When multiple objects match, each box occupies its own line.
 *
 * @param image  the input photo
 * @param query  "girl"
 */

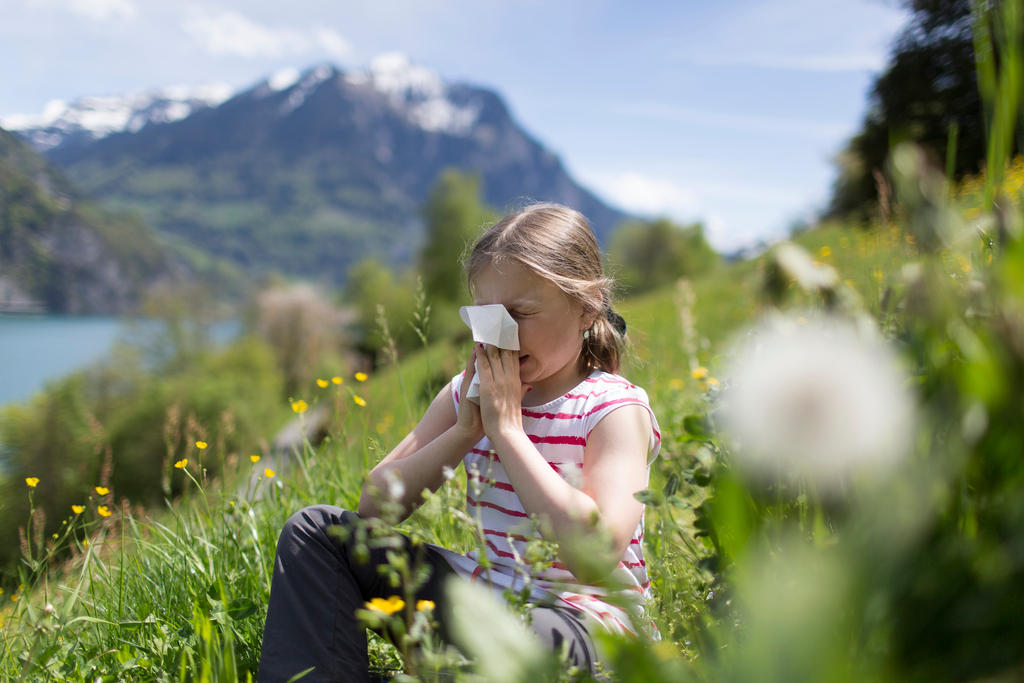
xmin=259 ymin=204 xmax=661 ymax=682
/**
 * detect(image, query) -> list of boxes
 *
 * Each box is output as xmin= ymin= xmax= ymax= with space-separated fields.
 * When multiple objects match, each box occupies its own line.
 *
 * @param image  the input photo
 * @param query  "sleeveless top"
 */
xmin=431 ymin=369 xmax=661 ymax=637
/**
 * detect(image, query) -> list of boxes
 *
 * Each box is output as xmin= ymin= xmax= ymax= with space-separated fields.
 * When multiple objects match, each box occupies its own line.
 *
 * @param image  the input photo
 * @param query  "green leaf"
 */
xmin=634 ymin=488 xmax=665 ymax=506
xmin=663 ymin=472 xmax=680 ymax=497
xmin=683 ymin=414 xmax=712 ymax=440
xmin=226 ymin=598 xmax=258 ymax=622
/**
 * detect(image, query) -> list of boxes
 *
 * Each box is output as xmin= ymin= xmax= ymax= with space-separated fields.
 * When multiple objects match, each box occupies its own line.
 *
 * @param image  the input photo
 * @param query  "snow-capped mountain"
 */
xmin=3 ymin=84 xmax=233 ymax=152
xmin=7 ymin=57 xmax=628 ymax=283
xmin=6 ymin=54 xmax=484 ymax=152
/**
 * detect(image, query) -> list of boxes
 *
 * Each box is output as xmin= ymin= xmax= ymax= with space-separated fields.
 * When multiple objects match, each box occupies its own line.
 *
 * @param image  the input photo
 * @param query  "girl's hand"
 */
xmin=454 ymin=352 xmax=484 ymax=442
xmin=475 ymin=343 xmax=530 ymax=441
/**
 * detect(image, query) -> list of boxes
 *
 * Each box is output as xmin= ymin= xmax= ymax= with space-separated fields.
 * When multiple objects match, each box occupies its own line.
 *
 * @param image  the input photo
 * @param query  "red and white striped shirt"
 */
xmin=432 ymin=370 xmax=661 ymax=637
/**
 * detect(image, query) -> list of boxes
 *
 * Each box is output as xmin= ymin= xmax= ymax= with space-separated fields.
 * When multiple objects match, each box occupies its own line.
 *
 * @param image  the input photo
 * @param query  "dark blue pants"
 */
xmin=258 ymin=505 xmax=598 ymax=682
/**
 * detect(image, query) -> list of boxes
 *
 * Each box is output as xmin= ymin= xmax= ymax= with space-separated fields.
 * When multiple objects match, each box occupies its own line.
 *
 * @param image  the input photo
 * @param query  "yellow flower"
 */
xmin=249 ymin=454 xmax=261 ymax=463
xmin=11 ymin=595 xmax=19 ymax=602
xmin=174 ymin=459 xmax=188 ymax=469
xmin=353 ymin=395 xmax=367 ymax=407
xmin=706 ymin=377 xmax=720 ymax=387
xmin=366 ymin=596 xmax=405 ymax=615
xmin=71 ymin=505 xmax=85 ymax=515
xmin=195 ymin=441 xmax=208 ymax=450
xmin=416 ymin=600 xmax=435 ymax=612
xmin=354 ymin=372 xmax=368 ymax=382
xmin=817 ymin=245 xmax=832 ymax=259
xmin=264 ymin=468 xmax=276 ymax=478
xmin=668 ymin=378 xmax=684 ymax=390
xmin=94 ymin=486 xmax=109 ymax=496
xmin=291 ymin=399 xmax=308 ymax=414
xmin=691 ymin=366 xmax=708 ymax=380
xmin=331 ymin=376 xmax=343 ymax=385
xmin=97 ymin=505 xmax=112 ymax=518
xmin=316 ymin=378 xmax=329 ymax=388
xmin=25 ymin=477 xmax=39 ymax=488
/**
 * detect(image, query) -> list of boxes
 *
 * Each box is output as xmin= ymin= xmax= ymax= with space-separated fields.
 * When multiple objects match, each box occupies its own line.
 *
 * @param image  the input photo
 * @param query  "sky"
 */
xmin=1 ymin=0 xmax=910 ymax=252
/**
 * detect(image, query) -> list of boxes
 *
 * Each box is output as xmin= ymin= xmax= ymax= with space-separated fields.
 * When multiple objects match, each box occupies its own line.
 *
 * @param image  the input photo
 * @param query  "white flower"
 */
xmin=719 ymin=314 xmax=913 ymax=489
xmin=383 ymin=470 xmax=405 ymax=502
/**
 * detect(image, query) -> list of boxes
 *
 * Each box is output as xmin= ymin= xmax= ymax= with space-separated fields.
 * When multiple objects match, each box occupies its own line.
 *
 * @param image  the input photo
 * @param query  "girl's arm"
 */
xmin=358 ymin=359 xmax=482 ymax=521
xmin=477 ymin=346 xmax=651 ymax=580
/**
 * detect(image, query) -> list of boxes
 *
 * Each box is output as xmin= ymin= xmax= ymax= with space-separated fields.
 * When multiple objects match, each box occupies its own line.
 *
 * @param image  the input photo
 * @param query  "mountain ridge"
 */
xmin=8 ymin=57 xmax=629 ymax=284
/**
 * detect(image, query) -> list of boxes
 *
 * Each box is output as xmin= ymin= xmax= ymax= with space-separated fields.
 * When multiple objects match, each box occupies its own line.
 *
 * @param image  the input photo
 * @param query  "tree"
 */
xmin=418 ymin=170 xmax=496 ymax=306
xmin=253 ymin=283 xmax=344 ymax=394
xmin=608 ymin=218 xmax=719 ymax=295
xmin=829 ymin=0 xmax=1021 ymax=217
xmin=344 ymin=257 xmax=418 ymax=361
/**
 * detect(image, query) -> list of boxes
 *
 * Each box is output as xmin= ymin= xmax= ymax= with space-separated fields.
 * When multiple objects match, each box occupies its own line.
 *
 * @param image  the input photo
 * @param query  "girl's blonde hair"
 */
xmin=465 ymin=203 xmax=625 ymax=374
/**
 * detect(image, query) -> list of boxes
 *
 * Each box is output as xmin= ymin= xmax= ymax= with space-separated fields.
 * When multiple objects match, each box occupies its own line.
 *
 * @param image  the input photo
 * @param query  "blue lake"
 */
xmin=0 ymin=315 xmax=237 ymax=407
xmin=0 ymin=315 xmax=130 ymax=406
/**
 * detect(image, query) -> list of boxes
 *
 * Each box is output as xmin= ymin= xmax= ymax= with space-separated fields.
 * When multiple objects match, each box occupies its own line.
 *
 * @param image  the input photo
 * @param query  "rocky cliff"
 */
xmin=0 ymin=127 xmax=186 ymax=313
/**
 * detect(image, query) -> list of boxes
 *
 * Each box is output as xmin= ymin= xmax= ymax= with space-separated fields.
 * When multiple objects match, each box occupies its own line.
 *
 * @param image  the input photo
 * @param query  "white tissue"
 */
xmin=459 ymin=304 xmax=520 ymax=401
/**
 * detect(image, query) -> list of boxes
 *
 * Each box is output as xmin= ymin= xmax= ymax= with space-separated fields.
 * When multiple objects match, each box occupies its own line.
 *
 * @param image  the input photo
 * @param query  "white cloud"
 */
xmin=181 ymin=7 xmax=351 ymax=59
xmin=313 ymin=27 xmax=351 ymax=59
xmin=588 ymin=171 xmax=704 ymax=220
xmin=27 ymin=0 xmax=138 ymax=21
xmin=580 ymin=168 xmax=815 ymax=253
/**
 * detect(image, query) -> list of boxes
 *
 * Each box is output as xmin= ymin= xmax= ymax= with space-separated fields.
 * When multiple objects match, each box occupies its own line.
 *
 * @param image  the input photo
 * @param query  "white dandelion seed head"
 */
xmin=719 ymin=314 xmax=914 ymax=489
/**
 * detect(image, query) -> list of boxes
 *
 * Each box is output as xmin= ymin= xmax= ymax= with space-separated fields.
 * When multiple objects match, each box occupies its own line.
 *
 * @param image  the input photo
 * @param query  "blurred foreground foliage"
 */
xmin=662 ymin=151 xmax=1024 ymax=683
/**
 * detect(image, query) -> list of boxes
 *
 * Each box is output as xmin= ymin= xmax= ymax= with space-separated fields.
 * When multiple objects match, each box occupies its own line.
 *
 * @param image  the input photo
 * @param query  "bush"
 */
xmin=608 ymin=218 xmax=719 ymax=295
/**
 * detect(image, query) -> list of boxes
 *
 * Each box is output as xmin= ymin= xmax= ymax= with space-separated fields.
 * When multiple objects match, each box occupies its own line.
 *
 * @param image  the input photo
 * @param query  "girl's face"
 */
xmin=472 ymin=261 xmax=594 ymax=403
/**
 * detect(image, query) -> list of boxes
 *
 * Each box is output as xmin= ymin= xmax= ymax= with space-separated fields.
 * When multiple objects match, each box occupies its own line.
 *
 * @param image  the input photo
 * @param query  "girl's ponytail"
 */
xmin=581 ymin=298 xmax=626 ymax=374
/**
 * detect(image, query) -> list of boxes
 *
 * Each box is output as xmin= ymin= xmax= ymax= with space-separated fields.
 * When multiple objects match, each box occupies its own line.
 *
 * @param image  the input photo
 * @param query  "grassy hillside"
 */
xmin=1 ymin=153 xmax=1022 ymax=680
